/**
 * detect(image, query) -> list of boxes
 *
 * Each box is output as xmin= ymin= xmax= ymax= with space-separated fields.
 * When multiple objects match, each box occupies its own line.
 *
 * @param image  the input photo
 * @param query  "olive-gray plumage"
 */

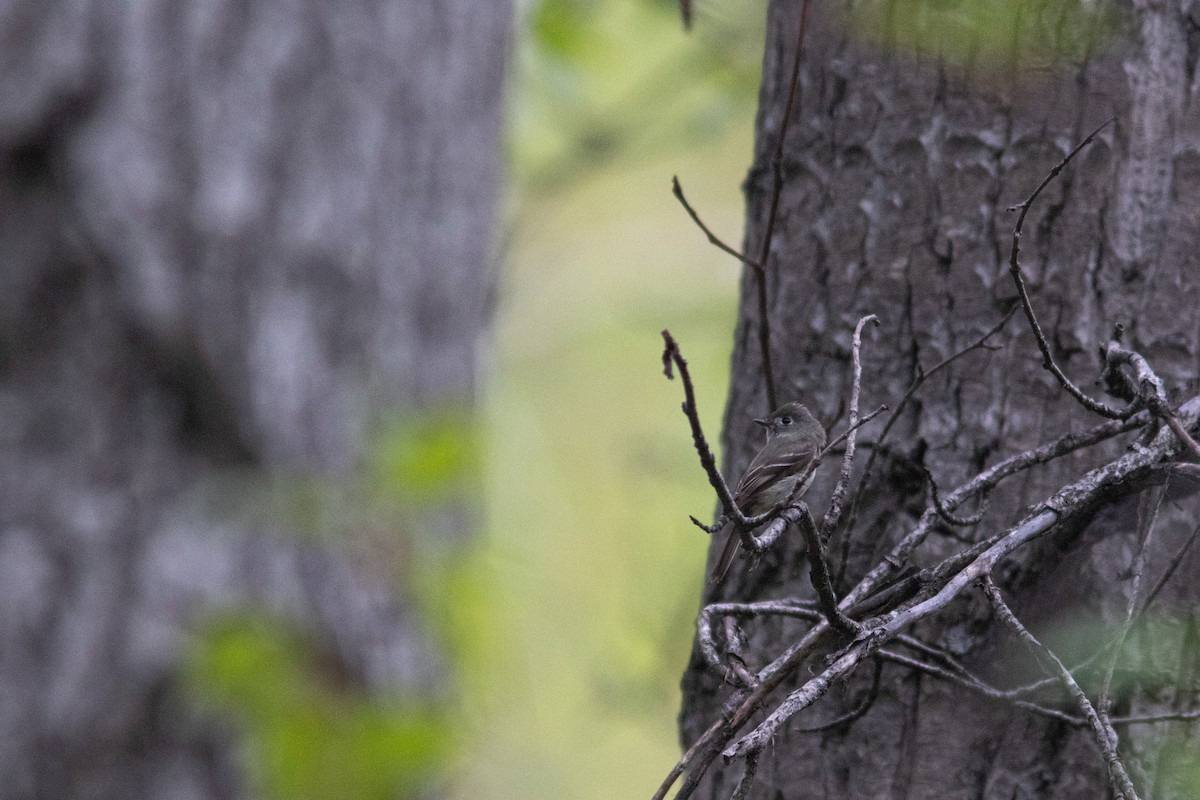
xmin=710 ymin=402 xmax=825 ymax=583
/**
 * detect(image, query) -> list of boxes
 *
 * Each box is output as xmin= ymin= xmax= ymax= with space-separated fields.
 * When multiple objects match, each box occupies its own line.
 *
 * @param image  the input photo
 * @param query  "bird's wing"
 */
xmin=734 ymin=436 xmax=821 ymax=508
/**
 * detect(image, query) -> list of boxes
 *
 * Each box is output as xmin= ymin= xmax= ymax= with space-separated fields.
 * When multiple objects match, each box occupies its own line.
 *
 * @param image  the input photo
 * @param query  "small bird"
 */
xmin=710 ymin=401 xmax=826 ymax=583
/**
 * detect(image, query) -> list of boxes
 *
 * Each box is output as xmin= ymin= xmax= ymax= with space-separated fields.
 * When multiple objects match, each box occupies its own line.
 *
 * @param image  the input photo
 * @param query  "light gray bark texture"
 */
xmin=0 ymin=1 xmax=509 ymax=797
xmin=681 ymin=2 xmax=1200 ymax=798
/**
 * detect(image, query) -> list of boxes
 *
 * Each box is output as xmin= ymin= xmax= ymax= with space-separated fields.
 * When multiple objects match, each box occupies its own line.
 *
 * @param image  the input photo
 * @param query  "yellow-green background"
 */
xmin=464 ymin=2 xmax=762 ymax=797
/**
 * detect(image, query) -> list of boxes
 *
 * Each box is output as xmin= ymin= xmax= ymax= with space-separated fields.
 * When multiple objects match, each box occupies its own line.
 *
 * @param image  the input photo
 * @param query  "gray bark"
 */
xmin=0 ymin=1 xmax=509 ymax=797
xmin=680 ymin=1 xmax=1200 ymax=797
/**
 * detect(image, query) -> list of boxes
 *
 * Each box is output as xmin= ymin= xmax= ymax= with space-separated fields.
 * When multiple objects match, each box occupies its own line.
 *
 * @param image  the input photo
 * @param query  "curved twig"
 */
xmin=925 ymin=467 xmax=989 ymax=527
xmin=1006 ymin=118 xmax=1130 ymax=420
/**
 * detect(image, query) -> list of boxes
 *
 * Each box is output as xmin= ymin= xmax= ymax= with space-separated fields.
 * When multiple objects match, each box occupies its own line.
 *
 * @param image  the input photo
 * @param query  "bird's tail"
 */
xmin=710 ymin=522 xmax=741 ymax=583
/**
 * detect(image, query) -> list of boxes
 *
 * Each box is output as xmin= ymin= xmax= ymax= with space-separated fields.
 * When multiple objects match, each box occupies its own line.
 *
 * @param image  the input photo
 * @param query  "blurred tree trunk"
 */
xmin=680 ymin=1 xmax=1200 ymax=797
xmin=0 ymin=1 xmax=509 ymax=797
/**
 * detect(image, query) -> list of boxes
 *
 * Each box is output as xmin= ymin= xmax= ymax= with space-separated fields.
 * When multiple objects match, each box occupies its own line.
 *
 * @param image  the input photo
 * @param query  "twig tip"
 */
xmin=661 ymin=329 xmax=677 ymax=379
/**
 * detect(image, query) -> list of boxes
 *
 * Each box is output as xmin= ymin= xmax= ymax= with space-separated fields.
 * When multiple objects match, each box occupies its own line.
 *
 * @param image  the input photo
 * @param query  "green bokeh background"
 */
xmin=463 ymin=2 xmax=763 ymax=796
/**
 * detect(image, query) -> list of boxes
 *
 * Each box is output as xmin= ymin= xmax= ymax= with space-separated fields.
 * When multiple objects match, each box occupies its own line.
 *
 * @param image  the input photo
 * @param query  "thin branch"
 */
xmin=672 ymin=176 xmax=760 ymax=270
xmin=725 ymin=509 xmax=1059 ymax=759
xmin=843 ymin=409 xmax=1148 ymax=610
xmin=650 ymin=718 xmax=726 ymax=800
xmin=821 ymin=314 xmax=878 ymax=542
xmin=697 ymin=601 xmax=821 ymax=677
xmin=1111 ymin=708 xmax=1200 ymax=726
xmin=751 ymin=0 xmax=812 ymax=412
xmin=796 ymin=504 xmax=860 ymax=636
xmin=1098 ymin=484 xmax=1164 ymax=722
xmin=729 ymin=752 xmax=759 ymax=800
xmin=722 ymin=402 xmax=1194 ymax=761
xmin=796 ymin=658 xmax=883 ymax=732
xmin=1006 ymin=118 xmax=1130 ymax=420
xmin=983 ymin=577 xmax=1141 ymax=800
xmin=925 ymin=467 xmax=988 ymax=527
xmin=1142 ymin=518 xmax=1200 ymax=611
xmin=876 ymin=648 xmax=1084 ymax=726
xmin=1103 ymin=340 xmax=1200 ymax=460
xmin=661 ymin=330 xmax=743 ymax=527
xmin=723 ymin=616 xmax=758 ymax=689
xmin=841 ymin=307 xmax=1015 ymax=569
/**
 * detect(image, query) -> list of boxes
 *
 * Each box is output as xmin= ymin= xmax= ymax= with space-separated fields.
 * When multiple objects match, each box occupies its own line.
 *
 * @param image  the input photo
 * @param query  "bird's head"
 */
xmin=754 ymin=401 xmax=820 ymax=439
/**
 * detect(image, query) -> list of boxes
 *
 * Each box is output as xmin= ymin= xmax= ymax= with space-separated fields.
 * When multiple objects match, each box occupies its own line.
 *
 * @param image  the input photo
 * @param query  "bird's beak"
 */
xmin=753 ymin=417 xmax=770 ymax=428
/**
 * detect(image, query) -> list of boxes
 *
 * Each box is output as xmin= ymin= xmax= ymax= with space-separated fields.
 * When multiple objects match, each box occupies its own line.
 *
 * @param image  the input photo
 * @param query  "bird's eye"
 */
xmin=781 ymin=416 xmax=792 ymax=425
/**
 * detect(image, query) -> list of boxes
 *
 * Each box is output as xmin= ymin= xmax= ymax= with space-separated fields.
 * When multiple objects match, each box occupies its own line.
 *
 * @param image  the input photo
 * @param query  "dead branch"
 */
xmin=925 ymin=466 xmax=989 ymax=528
xmin=844 ymin=306 xmax=1016 ymax=539
xmin=796 ymin=504 xmax=859 ymax=636
xmin=1006 ymin=118 xmax=1131 ymax=420
xmin=821 ymin=315 xmax=878 ymax=542
xmin=722 ymin=398 xmax=1196 ymax=761
xmin=750 ymin=0 xmax=812 ymax=411
xmin=672 ymin=176 xmax=758 ymax=270
xmin=844 ymin=410 xmax=1147 ymax=610
xmin=661 ymin=330 xmax=744 ymax=529
xmin=796 ymin=658 xmax=883 ymax=732
xmin=982 ymin=577 xmax=1141 ymax=800
xmin=1103 ymin=339 xmax=1200 ymax=460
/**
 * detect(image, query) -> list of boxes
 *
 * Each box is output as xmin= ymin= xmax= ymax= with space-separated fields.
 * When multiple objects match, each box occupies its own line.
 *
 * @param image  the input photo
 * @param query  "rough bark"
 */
xmin=0 ymin=1 xmax=509 ymax=797
xmin=680 ymin=1 xmax=1200 ymax=797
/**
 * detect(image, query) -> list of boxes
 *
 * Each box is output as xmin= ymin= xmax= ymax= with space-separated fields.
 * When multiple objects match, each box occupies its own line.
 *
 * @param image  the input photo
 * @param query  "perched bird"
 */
xmin=710 ymin=401 xmax=826 ymax=583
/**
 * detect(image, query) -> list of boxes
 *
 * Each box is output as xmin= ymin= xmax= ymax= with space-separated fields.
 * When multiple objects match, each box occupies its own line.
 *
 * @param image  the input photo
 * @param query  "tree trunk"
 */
xmin=680 ymin=2 xmax=1200 ymax=797
xmin=0 ymin=1 xmax=509 ymax=797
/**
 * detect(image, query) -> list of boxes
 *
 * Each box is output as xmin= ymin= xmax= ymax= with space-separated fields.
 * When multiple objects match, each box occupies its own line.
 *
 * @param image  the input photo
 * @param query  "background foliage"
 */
xmin=465 ymin=2 xmax=764 ymax=797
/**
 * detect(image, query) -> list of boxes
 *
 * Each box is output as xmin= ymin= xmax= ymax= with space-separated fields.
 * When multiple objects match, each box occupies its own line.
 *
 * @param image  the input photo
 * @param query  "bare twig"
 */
xmin=721 ymin=616 xmax=757 ymax=688
xmin=650 ymin=718 xmax=725 ymax=800
xmin=796 ymin=504 xmax=860 ymax=636
xmin=672 ymin=176 xmax=760 ymax=270
xmin=982 ymin=577 xmax=1141 ymax=800
xmin=720 ymin=403 xmax=1194 ymax=762
xmin=751 ymin=0 xmax=812 ymax=412
xmin=661 ymin=330 xmax=744 ymax=527
xmin=1098 ymin=485 xmax=1164 ymax=725
xmin=725 ymin=509 xmax=1058 ymax=759
xmin=844 ymin=409 xmax=1148 ymax=610
xmin=730 ymin=752 xmax=759 ymax=800
xmin=1007 ymin=118 xmax=1130 ymax=420
xmin=876 ymin=648 xmax=1084 ymax=725
xmin=1103 ymin=340 xmax=1200 ymax=460
xmin=925 ymin=467 xmax=988 ymax=527
xmin=697 ymin=600 xmax=821 ymax=677
xmin=1142 ymin=519 xmax=1200 ymax=611
xmin=841 ymin=307 xmax=1015 ymax=570
xmin=796 ymin=658 xmax=883 ymax=732
xmin=821 ymin=314 xmax=878 ymax=542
